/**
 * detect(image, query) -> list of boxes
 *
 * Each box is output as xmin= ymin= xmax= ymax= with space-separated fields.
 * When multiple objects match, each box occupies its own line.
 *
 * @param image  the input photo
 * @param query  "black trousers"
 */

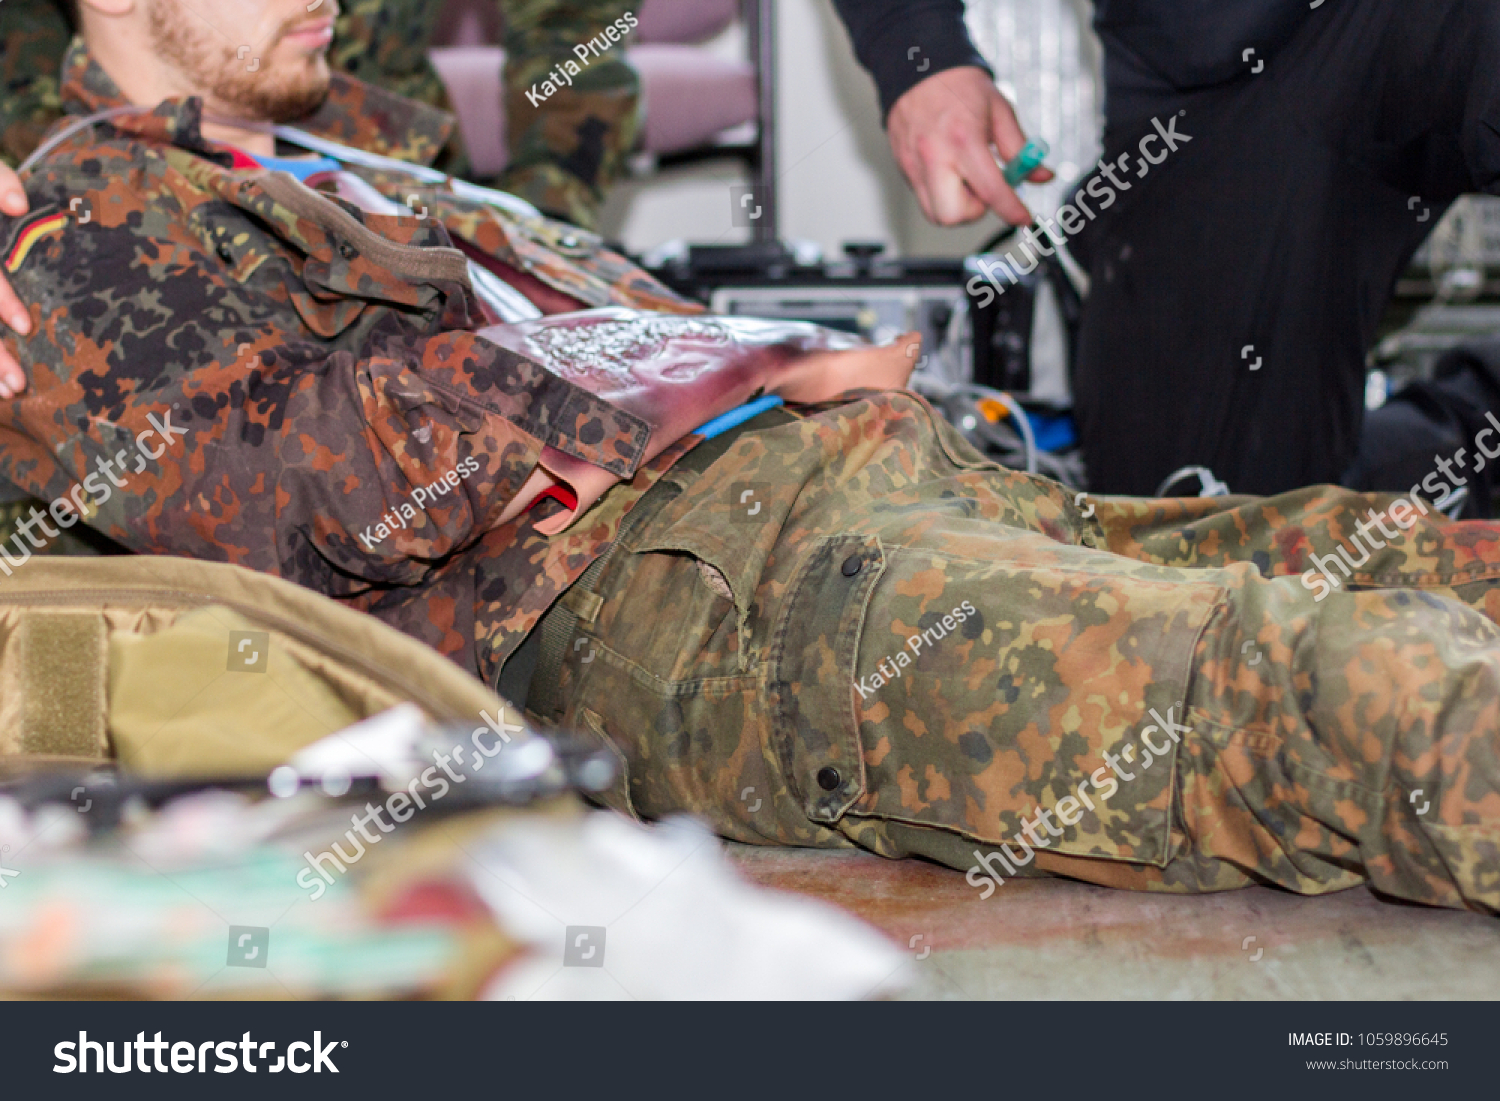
xmin=1071 ymin=0 xmax=1500 ymax=496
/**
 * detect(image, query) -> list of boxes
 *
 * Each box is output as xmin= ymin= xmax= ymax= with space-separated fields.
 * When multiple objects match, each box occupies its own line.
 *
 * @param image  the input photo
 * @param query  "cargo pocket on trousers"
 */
xmin=794 ymin=538 xmax=1225 ymax=869
xmin=579 ymin=707 xmax=642 ymax=821
xmin=767 ymin=535 xmax=887 ymax=826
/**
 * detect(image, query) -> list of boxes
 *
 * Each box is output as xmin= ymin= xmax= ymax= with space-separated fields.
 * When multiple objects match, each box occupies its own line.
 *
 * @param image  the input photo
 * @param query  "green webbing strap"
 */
xmin=526 ymin=529 xmax=634 ymax=722
xmin=523 ymin=406 xmax=796 ymax=721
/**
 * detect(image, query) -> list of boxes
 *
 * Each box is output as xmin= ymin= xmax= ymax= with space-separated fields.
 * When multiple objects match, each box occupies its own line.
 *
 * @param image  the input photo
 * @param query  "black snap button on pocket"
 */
xmin=816 ymin=766 xmax=841 ymax=791
xmin=840 ymin=555 xmax=862 ymax=577
xmin=338 ymin=240 xmax=358 ymax=260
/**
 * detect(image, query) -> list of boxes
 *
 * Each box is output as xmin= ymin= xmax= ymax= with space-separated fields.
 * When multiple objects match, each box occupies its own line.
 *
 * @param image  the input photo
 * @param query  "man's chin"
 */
xmin=266 ymin=78 xmax=332 ymax=124
xmin=226 ymin=70 xmax=332 ymax=125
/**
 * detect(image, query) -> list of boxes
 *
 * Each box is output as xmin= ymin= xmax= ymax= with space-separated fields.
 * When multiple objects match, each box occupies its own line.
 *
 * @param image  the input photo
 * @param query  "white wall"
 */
xmin=598 ymin=0 xmax=1006 ymax=260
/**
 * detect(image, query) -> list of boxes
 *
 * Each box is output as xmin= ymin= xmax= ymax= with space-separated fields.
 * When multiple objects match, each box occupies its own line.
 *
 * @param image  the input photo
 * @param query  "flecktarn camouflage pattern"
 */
xmin=0 ymin=43 xmax=692 ymax=678
xmin=0 ymin=0 xmax=639 ymax=225
xmin=547 ymin=394 xmax=1500 ymax=915
xmin=0 ymin=0 xmax=71 ymax=169
xmin=1 ymin=41 xmax=1497 ymax=920
xmin=497 ymin=0 xmax=640 ymax=229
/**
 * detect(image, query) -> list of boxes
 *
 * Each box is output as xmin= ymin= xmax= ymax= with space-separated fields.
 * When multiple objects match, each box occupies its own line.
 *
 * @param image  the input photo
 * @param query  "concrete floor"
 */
xmin=724 ymin=845 xmax=1500 ymax=1000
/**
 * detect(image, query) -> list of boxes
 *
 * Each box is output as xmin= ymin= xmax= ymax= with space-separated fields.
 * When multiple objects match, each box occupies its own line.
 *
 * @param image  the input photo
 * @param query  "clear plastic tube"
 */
xmin=16 ymin=105 xmax=151 ymax=177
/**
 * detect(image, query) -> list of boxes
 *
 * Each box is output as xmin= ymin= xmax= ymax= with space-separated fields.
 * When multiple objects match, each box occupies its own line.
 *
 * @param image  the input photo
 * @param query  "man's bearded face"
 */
xmin=148 ymin=0 xmax=337 ymax=122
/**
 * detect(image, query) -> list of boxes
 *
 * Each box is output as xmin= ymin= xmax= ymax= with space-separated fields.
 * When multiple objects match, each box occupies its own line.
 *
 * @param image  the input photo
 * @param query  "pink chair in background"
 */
xmin=427 ymin=0 xmax=757 ymax=180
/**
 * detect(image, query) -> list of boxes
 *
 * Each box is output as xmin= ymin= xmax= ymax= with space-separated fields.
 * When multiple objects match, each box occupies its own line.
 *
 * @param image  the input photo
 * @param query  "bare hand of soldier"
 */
xmin=0 ymin=162 xmax=31 ymax=398
xmin=887 ymin=65 xmax=1053 ymax=228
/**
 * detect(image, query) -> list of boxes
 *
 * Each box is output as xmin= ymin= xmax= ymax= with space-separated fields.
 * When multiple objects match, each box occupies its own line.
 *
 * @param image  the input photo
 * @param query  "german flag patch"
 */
xmin=4 ymin=209 xmax=70 ymax=274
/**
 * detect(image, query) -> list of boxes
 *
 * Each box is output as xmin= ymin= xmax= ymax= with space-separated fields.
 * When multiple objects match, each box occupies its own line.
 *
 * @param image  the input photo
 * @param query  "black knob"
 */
xmin=842 ymin=241 xmax=886 ymax=260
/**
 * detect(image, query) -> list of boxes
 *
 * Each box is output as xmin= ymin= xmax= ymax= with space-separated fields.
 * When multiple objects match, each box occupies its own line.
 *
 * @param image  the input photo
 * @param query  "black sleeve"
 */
xmin=831 ymin=0 xmax=992 ymax=120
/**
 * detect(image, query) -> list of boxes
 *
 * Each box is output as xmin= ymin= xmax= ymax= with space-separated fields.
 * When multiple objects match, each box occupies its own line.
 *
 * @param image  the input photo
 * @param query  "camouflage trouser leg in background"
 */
xmin=0 ymin=0 xmax=70 ymax=167
xmin=554 ymin=393 xmax=1500 ymax=914
xmin=498 ymin=0 xmax=640 ymax=228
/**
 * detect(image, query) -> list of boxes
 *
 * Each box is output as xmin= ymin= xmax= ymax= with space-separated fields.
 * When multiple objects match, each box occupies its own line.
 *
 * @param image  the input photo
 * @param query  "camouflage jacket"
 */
xmin=0 ymin=42 xmax=697 ymax=682
xmin=0 ymin=0 xmax=638 ymax=226
xmin=0 ymin=0 xmax=447 ymax=168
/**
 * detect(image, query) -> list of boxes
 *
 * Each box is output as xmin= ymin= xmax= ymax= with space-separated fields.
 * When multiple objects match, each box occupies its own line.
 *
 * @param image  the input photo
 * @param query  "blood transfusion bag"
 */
xmin=480 ymin=309 xmax=917 ymax=533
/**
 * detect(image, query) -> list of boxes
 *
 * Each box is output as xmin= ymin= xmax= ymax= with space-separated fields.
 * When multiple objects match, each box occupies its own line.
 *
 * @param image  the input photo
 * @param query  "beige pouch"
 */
xmin=0 ymin=556 xmax=514 ymax=779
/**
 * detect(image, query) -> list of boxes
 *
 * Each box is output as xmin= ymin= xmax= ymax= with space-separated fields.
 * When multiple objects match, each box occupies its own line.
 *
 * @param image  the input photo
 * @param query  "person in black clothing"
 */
xmin=832 ymin=0 xmax=1500 ymax=502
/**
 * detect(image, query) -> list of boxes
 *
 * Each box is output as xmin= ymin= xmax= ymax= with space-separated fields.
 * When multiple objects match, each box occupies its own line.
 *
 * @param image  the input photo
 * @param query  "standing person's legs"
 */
xmin=551 ymin=395 xmax=1500 ymax=912
xmin=1072 ymin=0 xmax=1500 ymax=497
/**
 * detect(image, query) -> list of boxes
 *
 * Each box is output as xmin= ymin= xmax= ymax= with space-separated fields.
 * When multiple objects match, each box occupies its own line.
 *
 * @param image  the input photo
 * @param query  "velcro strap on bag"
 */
xmin=19 ymin=613 xmax=108 ymax=758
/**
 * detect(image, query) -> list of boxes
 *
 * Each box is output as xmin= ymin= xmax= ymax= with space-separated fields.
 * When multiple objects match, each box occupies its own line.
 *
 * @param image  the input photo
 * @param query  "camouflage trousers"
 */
xmin=547 ymin=392 xmax=1500 ymax=914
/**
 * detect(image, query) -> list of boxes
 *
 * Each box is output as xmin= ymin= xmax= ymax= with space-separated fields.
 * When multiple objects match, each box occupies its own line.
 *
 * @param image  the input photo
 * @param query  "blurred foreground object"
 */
xmin=476 ymin=814 xmax=907 ymax=1000
xmin=0 ymin=556 xmax=905 ymax=999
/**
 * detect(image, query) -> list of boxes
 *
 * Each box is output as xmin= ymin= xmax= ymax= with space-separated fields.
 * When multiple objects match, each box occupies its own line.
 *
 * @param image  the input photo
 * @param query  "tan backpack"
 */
xmin=0 ymin=555 xmax=513 ymax=779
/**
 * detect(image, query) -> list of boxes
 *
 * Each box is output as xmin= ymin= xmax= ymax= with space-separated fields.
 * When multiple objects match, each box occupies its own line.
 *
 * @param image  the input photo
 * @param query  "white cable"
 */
xmin=16 ymin=105 xmax=151 ymax=176
xmin=1155 ymin=465 xmax=1231 ymax=498
xmin=938 ymin=381 xmax=1039 ymax=475
xmin=16 ymin=106 xmax=548 ymax=230
xmin=272 ymin=125 xmax=543 ymax=220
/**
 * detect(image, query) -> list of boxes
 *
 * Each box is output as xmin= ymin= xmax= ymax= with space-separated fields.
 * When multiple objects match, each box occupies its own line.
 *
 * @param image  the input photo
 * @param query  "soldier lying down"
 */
xmin=0 ymin=0 xmax=1497 ymax=914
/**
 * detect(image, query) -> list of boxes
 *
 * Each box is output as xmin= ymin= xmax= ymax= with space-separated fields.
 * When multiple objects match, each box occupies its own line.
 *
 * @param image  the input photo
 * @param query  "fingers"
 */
xmin=0 ymin=272 xmax=30 ymax=396
xmin=887 ymin=67 xmax=1052 ymax=229
xmin=0 ymin=342 xmax=25 ymax=399
xmin=0 ymin=164 xmax=30 ymax=397
xmin=775 ymin=332 xmax=926 ymax=403
xmin=920 ymin=159 xmax=991 ymax=226
xmin=953 ymin=136 xmax=1032 ymax=228
xmin=988 ymin=96 xmax=1055 ymax=187
xmin=885 ymin=331 xmax=921 ymax=389
xmin=0 ymin=163 xmax=25 ymax=218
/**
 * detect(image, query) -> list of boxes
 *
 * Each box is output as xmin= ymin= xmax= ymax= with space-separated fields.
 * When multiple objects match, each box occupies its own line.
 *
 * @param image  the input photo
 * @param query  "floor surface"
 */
xmin=724 ymin=845 xmax=1500 ymax=999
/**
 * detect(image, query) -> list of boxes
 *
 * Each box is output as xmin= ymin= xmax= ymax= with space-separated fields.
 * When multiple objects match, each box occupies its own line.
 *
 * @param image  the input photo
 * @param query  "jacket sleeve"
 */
xmin=0 ymin=166 xmax=650 ymax=595
xmin=831 ymin=0 xmax=992 ymax=120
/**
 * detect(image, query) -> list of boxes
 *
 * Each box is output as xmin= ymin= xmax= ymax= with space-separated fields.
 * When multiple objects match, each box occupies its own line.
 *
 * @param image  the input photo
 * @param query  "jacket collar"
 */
xmin=58 ymin=37 xmax=455 ymax=168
